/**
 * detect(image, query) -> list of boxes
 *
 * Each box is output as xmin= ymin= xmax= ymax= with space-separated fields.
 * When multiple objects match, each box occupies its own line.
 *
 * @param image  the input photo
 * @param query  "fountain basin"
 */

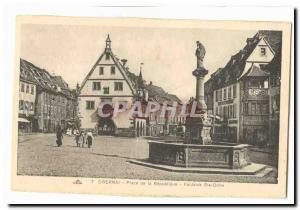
xmin=148 ymin=141 xmax=250 ymax=169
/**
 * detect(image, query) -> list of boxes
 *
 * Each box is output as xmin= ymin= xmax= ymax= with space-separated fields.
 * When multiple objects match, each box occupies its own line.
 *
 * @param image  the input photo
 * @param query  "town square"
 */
xmin=17 ymin=22 xmax=282 ymax=184
xmin=18 ymin=133 xmax=277 ymax=183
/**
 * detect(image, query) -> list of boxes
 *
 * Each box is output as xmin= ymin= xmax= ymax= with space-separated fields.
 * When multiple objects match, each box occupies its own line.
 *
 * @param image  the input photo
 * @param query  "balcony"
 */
xmin=245 ymin=88 xmax=269 ymax=100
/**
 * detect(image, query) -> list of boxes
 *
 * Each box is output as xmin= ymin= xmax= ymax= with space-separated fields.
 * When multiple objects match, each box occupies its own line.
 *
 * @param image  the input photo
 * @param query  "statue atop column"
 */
xmin=195 ymin=41 xmax=206 ymax=68
xmin=193 ymin=41 xmax=208 ymax=78
xmin=184 ymin=40 xmax=212 ymax=145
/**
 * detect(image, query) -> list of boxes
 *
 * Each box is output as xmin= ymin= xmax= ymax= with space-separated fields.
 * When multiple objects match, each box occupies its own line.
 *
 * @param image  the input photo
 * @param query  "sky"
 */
xmin=20 ymin=24 xmax=256 ymax=101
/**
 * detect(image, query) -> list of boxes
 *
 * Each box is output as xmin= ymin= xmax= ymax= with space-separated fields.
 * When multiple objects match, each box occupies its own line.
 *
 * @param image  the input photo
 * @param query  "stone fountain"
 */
xmin=131 ymin=41 xmax=268 ymax=175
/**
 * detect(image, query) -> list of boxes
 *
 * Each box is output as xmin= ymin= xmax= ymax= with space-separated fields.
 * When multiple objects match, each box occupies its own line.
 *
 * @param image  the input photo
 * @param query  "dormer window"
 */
xmin=260 ymin=47 xmax=266 ymax=56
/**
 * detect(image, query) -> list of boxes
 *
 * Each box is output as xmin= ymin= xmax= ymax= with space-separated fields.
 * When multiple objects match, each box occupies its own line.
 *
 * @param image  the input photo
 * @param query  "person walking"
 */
xmin=81 ymin=131 xmax=86 ymax=148
xmin=86 ymin=131 xmax=93 ymax=148
xmin=56 ymin=125 xmax=63 ymax=147
xmin=74 ymin=129 xmax=80 ymax=147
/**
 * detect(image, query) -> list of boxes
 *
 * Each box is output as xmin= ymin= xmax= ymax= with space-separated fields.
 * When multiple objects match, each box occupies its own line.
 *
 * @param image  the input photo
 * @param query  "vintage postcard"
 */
xmin=11 ymin=16 xmax=291 ymax=198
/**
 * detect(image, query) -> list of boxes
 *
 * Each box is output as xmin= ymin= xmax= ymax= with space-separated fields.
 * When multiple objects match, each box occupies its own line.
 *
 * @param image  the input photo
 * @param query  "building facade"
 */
xmin=20 ymin=59 xmax=77 ymax=133
xmin=78 ymin=35 xmax=184 ymax=137
xmin=78 ymin=35 xmax=148 ymax=136
xmin=18 ymin=79 xmax=36 ymax=133
xmin=145 ymin=83 xmax=184 ymax=137
xmin=205 ymin=31 xmax=282 ymax=146
xmin=266 ymin=52 xmax=281 ymax=148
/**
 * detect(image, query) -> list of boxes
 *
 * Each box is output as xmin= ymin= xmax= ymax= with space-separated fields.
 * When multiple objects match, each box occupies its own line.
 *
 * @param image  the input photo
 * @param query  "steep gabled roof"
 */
xmin=79 ymin=36 xmax=182 ymax=103
xmin=79 ymin=46 xmax=136 ymax=95
xmin=167 ymin=94 xmax=182 ymax=103
xmin=241 ymin=64 xmax=270 ymax=78
xmin=51 ymin=75 xmax=74 ymax=97
xmin=145 ymin=84 xmax=169 ymax=102
xmin=52 ymin=76 xmax=69 ymax=90
xmin=258 ymin=30 xmax=282 ymax=54
xmin=20 ymin=59 xmax=56 ymax=91
xmin=20 ymin=58 xmax=73 ymax=97
xmin=145 ymin=84 xmax=181 ymax=104
xmin=205 ymin=30 xmax=282 ymax=90
xmin=109 ymin=52 xmax=136 ymax=94
xmin=20 ymin=60 xmax=36 ymax=84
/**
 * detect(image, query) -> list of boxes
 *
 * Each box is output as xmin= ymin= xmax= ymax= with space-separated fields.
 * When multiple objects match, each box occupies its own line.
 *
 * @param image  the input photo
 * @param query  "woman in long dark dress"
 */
xmin=56 ymin=125 xmax=63 ymax=147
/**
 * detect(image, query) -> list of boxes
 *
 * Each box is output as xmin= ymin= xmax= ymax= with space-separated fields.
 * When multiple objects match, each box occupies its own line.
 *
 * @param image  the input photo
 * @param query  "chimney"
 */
xmin=121 ymin=59 xmax=127 ymax=66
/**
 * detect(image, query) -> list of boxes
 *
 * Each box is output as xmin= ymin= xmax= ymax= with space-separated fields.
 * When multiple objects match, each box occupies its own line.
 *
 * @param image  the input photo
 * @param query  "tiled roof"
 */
xmin=242 ymin=64 xmax=270 ymax=77
xmin=52 ymin=76 xmax=69 ymax=90
xmin=145 ymin=84 xmax=181 ymax=104
xmin=167 ymin=94 xmax=182 ymax=103
xmin=20 ymin=58 xmax=73 ymax=97
xmin=264 ymin=51 xmax=282 ymax=77
xmin=124 ymin=68 xmax=141 ymax=90
xmin=205 ymin=30 xmax=282 ymax=90
xmin=258 ymin=30 xmax=282 ymax=54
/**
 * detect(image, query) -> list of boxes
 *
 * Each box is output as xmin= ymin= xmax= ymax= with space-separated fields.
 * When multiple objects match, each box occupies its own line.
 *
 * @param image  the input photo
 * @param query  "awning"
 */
xmin=18 ymin=117 xmax=30 ymax=123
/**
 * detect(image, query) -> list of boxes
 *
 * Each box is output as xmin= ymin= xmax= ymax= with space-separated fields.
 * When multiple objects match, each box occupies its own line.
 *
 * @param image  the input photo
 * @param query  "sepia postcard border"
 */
xmin=11 ymin=16 xmax=292 ymax=198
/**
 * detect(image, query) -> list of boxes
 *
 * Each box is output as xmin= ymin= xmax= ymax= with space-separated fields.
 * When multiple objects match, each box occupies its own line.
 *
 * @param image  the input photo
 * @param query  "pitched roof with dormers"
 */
xmin=20 ymin=58 xmax=74 ymax=98
xmin=204 ymin=30 xmax=282 ymax=90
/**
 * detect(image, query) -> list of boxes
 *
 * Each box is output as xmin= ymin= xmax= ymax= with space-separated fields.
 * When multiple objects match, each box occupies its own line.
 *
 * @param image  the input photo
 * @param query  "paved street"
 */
xmin=17 ymin=133 xmax=277 ymax=183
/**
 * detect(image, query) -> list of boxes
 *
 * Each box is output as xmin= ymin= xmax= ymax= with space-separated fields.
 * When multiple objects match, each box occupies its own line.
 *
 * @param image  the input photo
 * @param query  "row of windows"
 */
xmin=243 ymin=102 xmax=269 ymax=115
xmin=19 ymin=100 xmax=34 ymax=111
xmin=20 ymin=83 xmax=34 ymax=95
xmin=215 ymin=104 xmax=237 ymax=119
xmin=92 ymin=86 xmax=110 ymax=94
xmin=41 ymin=104 xmax=67 ymax=118
xmin=215 ymin=84 xmax=237 ymax=102
xmin=92 ymin=82 xmax=123 ymax=92
xmin=247 ymin=79 xmax=268 ymax=89
xmin=85 ymin=100 xmax=129 ymax=110
xmin=43 ymin=92 xmax=67 ymax=104
xmin=99 ymin=66 xmax=115 ymax=75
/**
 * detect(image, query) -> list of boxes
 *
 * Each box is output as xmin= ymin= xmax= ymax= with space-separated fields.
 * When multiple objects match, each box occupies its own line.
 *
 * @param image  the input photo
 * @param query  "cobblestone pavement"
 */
xmin=17 ymin=134 xmax=277 ymax=183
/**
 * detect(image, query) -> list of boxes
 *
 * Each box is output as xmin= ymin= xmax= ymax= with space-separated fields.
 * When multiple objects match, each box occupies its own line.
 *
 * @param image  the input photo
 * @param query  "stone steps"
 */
xmin=129 ymin=159 xmax=273 ymax=177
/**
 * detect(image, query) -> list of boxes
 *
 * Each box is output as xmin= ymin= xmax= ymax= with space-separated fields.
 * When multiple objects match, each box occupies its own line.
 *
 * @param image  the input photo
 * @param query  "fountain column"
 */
xmin=184 ymin=41 xmax=212 ymax=145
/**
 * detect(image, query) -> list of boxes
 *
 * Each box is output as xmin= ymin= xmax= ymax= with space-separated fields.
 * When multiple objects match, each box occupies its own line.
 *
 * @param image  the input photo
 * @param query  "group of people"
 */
xmin=55 ymin=125 xmax=94 ymax=148
xmin=73 ymin=129 xmax=94 ymax=148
